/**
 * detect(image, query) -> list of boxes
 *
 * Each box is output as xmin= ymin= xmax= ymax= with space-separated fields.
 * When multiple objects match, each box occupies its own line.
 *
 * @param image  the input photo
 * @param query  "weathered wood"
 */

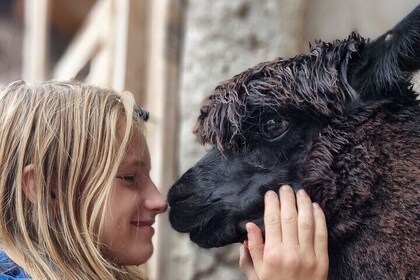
xmin=85 ymin=0 xmax=113 ymax=87
xmin=23 ymin=0 xmax=50 ymax=81
xmin=113 ymin=0 xmax=150 ymax=106
xmin=53 ymin=0 xmax=150 ymax=100
xmin=145 ymin=0 xmax=185 ymax=279
xmin=111 ymin=0 xmax=130 ymax=91
xmin=53 ymin=0 xmax=111 ymax=80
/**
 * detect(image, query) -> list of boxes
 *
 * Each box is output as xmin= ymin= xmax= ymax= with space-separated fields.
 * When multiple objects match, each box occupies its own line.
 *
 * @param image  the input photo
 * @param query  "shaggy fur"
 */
xmin=168 ymin=6 xmax=420 ymax=280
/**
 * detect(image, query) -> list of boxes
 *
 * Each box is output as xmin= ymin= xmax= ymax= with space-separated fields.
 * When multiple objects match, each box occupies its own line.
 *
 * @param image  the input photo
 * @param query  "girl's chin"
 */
xmin=126 ymin=245 xmax=154 ymax=266
xmin=105 ymin=243 xmax=154 ymax=266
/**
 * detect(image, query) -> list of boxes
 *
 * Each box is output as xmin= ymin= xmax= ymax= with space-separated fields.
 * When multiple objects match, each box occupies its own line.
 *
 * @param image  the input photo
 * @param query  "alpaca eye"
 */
xmin=261 ymin=118 xmax=289 ymax=141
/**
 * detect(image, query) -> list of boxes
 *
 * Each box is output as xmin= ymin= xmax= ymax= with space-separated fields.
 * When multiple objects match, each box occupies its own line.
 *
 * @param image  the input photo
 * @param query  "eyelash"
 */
xmin=116 ymin=175 xmax=136 ymax=183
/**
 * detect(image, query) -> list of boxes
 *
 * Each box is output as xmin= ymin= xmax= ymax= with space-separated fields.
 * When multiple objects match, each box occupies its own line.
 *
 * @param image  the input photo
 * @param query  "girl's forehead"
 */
xmin=123 ymin=129 xmax=150 ymax=164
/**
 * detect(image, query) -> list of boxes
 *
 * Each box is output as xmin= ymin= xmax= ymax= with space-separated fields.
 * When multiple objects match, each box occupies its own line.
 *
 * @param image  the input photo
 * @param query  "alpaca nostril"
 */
xmin=174 ymin=192 xmax=194 ymax=204
xmin=167 ymin=184 xmax=195 ymax=206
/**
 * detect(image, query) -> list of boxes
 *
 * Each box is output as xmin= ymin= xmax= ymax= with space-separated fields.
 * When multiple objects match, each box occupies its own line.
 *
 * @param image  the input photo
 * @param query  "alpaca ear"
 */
xmin=348 ymin=5 xmax=420 ymax=99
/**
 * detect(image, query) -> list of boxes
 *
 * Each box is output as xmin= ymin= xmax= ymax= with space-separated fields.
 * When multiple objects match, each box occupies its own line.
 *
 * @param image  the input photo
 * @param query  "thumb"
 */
xmin=246 ymin=222 xmax=264 ymax=270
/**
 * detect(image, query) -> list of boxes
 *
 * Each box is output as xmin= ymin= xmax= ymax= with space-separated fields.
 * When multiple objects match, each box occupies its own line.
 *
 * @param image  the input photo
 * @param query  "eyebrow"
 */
xmin=120 ymin=160 xmax=146 ymax=168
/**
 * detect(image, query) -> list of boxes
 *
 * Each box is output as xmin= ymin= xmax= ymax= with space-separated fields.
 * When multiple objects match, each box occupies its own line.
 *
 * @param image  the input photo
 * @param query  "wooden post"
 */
xmin=53 ymin=0 xmax=111 ymax=81
xmin=111 ymin=0 xmax=130 ymax=91
xmin=112 ymin=0 xmax=150 ymax=107
xmin=86 ymin=0 xmax=113 ymax=87
xmin=145 ymin=0 xmax=185 ymax=279
xmin=23 ymin=0 xmax=50 ymax=81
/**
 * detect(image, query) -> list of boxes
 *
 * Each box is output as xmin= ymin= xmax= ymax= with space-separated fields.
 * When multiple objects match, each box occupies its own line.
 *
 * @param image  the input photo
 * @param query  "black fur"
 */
xmin=168 ymin=6 xmax=420 ymax=280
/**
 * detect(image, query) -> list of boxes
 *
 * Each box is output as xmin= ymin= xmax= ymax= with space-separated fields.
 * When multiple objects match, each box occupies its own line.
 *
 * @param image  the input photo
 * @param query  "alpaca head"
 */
xmin=168 ymin=6 xmax=420 ymax=248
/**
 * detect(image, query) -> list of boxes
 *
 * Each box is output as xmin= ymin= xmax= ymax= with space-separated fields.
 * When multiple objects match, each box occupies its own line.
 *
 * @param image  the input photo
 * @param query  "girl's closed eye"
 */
xmin=116 ymin=174 xmax=137 ymax=184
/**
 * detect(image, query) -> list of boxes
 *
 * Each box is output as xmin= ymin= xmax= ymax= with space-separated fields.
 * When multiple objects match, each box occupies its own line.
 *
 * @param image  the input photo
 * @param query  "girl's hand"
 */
xmin=239 ymin=185 xmax=329 ymax=280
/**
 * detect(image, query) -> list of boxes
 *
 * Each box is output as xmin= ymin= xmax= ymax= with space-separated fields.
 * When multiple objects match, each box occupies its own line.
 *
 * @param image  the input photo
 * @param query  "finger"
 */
xmin=313 ymin=202 xmax=329 ymax=264
xmin=279 ymin=185 xmax=298 ymax=245
xmin=296 ymin=189 xmax=315 ymax=251
xmin=246 ymin=222 xmax=264 ymax=270
xmin=239 ymin=242 xmax=251 ymax=269
xmin=239 ymin=241 xmax=259 ymax=280
xmin=263 ymin=190 xmax=282 ymax=245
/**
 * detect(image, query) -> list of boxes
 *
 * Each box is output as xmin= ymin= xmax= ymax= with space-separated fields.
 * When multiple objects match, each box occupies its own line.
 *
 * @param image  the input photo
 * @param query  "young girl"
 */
xmin=0 ymin=80 xmax=328 ymax=280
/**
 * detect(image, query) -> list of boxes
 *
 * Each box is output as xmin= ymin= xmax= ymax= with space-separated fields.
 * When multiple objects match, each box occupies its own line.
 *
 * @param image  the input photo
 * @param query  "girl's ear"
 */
xmin=22 ymin=165 xmax=58 ymax=210
xmin=22 ymin=164 xmax=37 ymax=204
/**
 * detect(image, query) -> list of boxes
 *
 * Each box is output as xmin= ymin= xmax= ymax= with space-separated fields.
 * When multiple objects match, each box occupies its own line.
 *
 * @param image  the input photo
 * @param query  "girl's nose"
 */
xmin=145 ymin=179 xmax=168 ymax=213
xmin=151 ymin=197 xmax=168 ymax=213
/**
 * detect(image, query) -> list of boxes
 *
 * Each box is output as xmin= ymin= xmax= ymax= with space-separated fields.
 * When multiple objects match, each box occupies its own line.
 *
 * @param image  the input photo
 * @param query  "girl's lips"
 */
xmin=130 ymin=221 xmax=154 ymax=227
xmin=130 ymin=220 xmax=155 ymax=233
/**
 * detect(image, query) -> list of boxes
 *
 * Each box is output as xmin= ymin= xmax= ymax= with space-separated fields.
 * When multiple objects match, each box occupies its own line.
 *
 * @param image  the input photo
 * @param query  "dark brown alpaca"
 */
xmin=168 ymin=6 xmax=420 ymax=280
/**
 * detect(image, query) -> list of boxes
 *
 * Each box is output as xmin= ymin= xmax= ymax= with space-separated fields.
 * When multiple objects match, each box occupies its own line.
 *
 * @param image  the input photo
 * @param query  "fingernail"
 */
xmin=297 ymin=189 xmax=307 ymax=196
xmin=312 ymin=202 xmax=320 ymax=209
xmin=245 ymin=222 xmax=252 ymax=233
xmin=280 ymin=185 xmax=291 ymax=192
xmin=265 ymin=190 xmax=276 ymax=197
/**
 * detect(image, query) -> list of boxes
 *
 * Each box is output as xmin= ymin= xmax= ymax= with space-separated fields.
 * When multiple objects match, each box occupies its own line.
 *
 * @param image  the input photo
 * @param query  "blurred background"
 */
xmin=0 ymin=0 xmax=418 ymax=279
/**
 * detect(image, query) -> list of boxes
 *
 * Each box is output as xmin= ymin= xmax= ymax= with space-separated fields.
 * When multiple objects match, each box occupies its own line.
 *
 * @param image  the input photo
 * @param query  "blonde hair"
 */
xmin=0 ymin=80 xmax=146 ymax=279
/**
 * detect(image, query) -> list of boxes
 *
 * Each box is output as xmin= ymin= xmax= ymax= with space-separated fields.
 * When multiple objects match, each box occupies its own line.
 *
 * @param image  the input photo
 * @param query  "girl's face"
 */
xmin=101 ymin=126 xmax=167 ymax=266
